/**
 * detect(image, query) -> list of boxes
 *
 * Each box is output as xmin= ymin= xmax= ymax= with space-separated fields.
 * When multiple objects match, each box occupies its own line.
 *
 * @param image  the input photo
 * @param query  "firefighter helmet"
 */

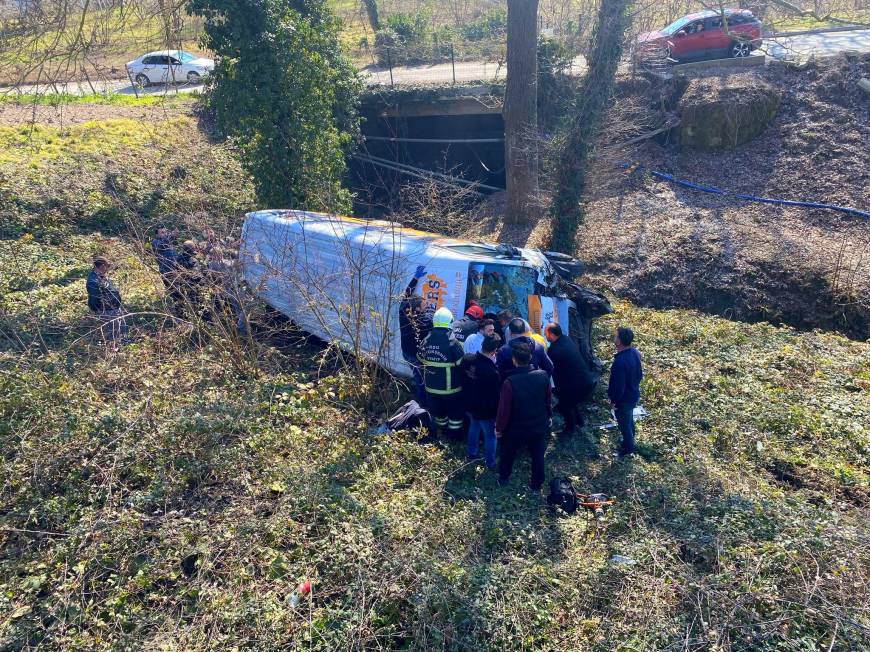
xmin=432 ymin=307 xmax=454 ymax=329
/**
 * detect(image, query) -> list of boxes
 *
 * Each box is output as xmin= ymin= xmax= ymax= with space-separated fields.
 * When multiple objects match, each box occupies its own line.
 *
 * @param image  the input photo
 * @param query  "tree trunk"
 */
xmin=548 ymin=0 xmax=631 ymax=253
xmin=362 ymin=0 xmax=380 ymax=32
xmin=504 ymin=0 xmax=540 ymax=224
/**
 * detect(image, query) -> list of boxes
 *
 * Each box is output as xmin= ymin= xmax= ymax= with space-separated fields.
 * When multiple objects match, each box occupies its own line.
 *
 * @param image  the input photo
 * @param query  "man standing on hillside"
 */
xmin=151 ymin=226 xmax=181 ymax=312
xmin=545 ymin=322 xmax=595 ymax=438
xmin=86 ymin=255 xmax=129 ymax=343
xmin=461 ymin=334 xmax=502 ymax=468
xmin=496 ymin=342 xmax=552 ymax=491
xmin=399 ymin=265 xmax=432 ymax=406
xmin=419 ymin=307 xmax=466 ymax=440
xmin=608 ymin=327 xmax=643 ymax=458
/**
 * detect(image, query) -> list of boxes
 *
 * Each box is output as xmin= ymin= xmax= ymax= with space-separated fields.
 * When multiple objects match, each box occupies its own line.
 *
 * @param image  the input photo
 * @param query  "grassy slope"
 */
xmin=1 ymin=112 xmax=868 ymax=650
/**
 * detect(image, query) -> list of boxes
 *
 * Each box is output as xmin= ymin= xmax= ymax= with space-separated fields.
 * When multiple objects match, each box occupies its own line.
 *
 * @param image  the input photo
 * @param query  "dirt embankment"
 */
xmin=575 ymin=54 xmax=870 ymax=339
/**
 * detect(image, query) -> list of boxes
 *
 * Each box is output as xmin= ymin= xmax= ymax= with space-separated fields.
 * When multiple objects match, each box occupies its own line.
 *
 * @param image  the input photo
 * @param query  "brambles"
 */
xmin=1 ymin=107 xmax=868 ymax=651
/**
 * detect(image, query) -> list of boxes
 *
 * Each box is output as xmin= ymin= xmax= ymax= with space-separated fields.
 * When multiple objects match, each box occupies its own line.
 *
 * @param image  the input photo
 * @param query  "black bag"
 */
xmin=547 ymin=477 xmax=578 ymax=514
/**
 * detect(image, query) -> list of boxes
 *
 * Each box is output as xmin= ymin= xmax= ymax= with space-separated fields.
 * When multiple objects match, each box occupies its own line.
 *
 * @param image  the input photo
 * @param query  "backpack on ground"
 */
xmin=547 ymin=477 xmax=578 ymax=515
xmin=385 ymin=400 xmax=432 ymax=436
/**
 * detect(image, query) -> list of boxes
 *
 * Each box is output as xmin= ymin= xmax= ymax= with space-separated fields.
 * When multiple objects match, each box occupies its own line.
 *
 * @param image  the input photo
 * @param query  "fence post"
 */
xmin=451 ymin=43 xmax=456 ymax=84
xmin=387 ymin=47 xmax=394 ymax=88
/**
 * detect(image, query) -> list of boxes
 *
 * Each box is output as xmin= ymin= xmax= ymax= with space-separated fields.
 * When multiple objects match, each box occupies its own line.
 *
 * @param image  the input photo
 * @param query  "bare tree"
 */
xmin=504 ymin=0 xmax=540 ymax=225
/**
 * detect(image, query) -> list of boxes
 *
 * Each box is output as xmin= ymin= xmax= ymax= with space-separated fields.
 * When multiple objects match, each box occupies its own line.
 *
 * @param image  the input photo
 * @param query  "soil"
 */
xmin=0 ymin=102 xmax=190 ymax=127
xmin=476 ymin=52 xmax=870 ymax=339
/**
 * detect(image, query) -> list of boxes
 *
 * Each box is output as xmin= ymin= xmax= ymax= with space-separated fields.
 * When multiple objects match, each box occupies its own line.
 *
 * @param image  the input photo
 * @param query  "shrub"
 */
xmin=460 ymin=8 xmax=507 ymax=41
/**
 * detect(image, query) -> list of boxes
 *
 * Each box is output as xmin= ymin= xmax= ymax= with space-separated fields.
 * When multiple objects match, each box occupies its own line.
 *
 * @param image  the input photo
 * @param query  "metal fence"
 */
xmin=359 ymin=40 xmax=586 ymax=88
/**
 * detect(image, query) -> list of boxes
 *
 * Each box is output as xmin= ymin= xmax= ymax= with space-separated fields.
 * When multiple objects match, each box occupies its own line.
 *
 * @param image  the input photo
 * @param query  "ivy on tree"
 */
xmin=187 ymin=0 xmax=361 ymax=212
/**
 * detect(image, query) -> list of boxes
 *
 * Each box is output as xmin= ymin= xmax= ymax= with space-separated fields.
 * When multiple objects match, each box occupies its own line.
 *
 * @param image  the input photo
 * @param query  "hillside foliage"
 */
xmin=0 ymin=108 xmax=868 ymax=650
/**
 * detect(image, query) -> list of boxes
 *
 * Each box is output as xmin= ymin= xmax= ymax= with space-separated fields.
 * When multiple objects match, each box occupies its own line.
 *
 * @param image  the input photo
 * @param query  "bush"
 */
xmin=384 ymin=11 xmax=429 ymax=44
xmin=187 ymin=0 xmax=361 ymax=213
xmin=460 ymin=8 xmax=507 ymax=42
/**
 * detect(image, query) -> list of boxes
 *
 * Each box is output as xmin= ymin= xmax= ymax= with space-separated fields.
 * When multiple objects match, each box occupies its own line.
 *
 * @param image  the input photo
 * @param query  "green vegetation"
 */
xmin=0 ymin=118 xmax=191 ymax=167
xmin=188 ymin=0 xmax=361 ymax=212
xmin=0 ymin=92 xmax=196 ymax=108
xmin=1 ymin=112 xmax=868 ymax=649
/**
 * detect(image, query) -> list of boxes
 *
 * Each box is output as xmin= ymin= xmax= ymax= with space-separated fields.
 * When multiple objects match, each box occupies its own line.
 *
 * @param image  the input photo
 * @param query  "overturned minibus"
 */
xmin=240 ymin=210 xmax=612 ymax=379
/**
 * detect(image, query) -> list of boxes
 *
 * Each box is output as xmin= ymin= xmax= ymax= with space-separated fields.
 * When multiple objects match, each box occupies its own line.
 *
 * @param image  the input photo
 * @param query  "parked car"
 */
xmin=125 ymin=50 xmax=214 ymax=87
xmin=239 ymin=210 xmax=612 ymax=378
xmin=634 ymin=9 xmax=762 ymax=64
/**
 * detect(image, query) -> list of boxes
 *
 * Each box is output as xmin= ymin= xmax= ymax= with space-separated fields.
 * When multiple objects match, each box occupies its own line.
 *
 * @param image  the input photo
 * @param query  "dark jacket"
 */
xmin=398 ymin=278 xmax=432 ymax=360
xmin=419 ymin=327 xmax=465 ymax=395
xmin=151 ymin=236 xmax=177 ymax=275
xmin=495 ymin=366 xmax=552 ymax=436
xmin=177 ymin=249 xmax=200 ymax=272
xmin=608 ymin=347 xmax=643 ymax=405
xmin=86 ymin=269 xmax=122 ymax=313
xmin=496 ymin=335 xmax=554 ymax=376
xmin=548 ymin=335 xmax=595 ymax=401
xmin=452 ymin=314 xmax=479 ymax=343
xmin=460 ymin=352 xmax=501 ymax=420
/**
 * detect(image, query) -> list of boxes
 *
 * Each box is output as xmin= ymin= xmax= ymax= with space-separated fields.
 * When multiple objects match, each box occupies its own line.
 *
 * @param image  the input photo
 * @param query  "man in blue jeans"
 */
xmin=608 ymin=327 xmax=643 ymax=458
xmin=460 ymin=334 xmax=502 ymax=467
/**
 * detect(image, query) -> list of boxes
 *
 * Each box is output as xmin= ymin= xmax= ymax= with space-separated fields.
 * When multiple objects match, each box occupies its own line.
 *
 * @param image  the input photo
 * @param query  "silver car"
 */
xmin=126 ymin=50 xmax=215 ymax=87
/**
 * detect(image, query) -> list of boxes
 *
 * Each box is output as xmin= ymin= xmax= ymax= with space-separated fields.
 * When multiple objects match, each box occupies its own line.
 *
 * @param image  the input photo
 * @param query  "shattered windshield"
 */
xmin=466 ymin=263 xmax=537 ymax=321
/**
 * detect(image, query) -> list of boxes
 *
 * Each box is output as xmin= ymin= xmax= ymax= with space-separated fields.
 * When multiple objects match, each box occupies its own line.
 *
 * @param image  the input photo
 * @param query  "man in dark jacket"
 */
xmin=495 ymin=343 xmax=552 ymax=491
xmin=399 ymin=265 xmax=432 ymax=406
xmin=608 ymin=327 xmax=643 ymax=457
xmin=452 ymin=303 xmax=484 ymax=343
xmin=545 ymin=322 xmax=596 ymax=437
xmin=86 ymin=256 xmax=128 ymax=343
xmin=152 ymin=226 xmax=183 ymax=312
xmin=419 ymin=307 xmax=466 ymax=440
xmin=151 ymin=226 xmax=178 ymax=277
xmin=174 ymin=240 xmax=205 ymax=318
xmin=497 ymin=318 xmax=553 ymax=376
xmin=460 ymin=334 xmax=502 ymax=467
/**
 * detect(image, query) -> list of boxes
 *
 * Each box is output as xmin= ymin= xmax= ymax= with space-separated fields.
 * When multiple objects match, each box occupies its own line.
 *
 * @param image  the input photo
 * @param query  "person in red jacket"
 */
xmin=495 ymin=342 xmax=552 ymax=491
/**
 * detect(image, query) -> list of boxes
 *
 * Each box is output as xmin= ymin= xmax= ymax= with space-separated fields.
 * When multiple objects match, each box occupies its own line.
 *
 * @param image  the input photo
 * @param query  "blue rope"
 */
xmin=623 ymin=164 xmax=870 ymax=220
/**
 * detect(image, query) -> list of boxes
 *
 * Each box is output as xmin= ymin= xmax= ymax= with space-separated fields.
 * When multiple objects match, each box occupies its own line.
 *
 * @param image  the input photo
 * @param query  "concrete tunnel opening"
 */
xmin=348 ymin=88 xmax=507 ymax=218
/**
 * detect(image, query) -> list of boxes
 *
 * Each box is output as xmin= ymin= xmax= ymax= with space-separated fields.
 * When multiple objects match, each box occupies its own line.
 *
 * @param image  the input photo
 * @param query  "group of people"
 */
xmin=400 ymin=275 xmax=643 ymax=491
xmin=85 ymin=226 xmax=244 ymax=343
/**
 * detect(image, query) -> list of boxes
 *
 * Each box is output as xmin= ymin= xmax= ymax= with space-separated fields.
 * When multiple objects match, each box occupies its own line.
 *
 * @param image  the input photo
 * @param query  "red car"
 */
xmin=635 ymin=9 xmax=762 ymax=64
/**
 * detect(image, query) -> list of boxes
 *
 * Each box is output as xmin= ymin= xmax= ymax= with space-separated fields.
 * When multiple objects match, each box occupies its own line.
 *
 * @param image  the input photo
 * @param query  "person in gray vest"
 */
xmin=495 ymin=342 xmax=552 ymax=491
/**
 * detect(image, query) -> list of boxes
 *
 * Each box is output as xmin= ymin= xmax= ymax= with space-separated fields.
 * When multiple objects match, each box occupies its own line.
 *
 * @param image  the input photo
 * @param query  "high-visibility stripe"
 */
xmin=422 ymin=359 xmax=460 ymax=368
xmin=425 ymin=387 xmax=462 ymax=395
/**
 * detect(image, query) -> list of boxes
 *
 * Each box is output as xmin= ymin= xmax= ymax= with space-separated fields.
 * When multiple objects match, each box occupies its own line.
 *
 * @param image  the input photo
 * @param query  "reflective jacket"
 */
xmin=418 ymin=327 xmax=465 ymax=395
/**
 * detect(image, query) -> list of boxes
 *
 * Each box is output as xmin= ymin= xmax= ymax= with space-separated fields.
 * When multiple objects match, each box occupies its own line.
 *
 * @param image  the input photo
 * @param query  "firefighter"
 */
xmin=419 ymin=307 xmax=466 ymax=440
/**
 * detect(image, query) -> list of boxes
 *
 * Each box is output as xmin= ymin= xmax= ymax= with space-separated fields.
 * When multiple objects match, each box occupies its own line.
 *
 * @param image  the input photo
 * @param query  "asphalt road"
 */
xmin=1 ymin=28 xmax=868 ymax=97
